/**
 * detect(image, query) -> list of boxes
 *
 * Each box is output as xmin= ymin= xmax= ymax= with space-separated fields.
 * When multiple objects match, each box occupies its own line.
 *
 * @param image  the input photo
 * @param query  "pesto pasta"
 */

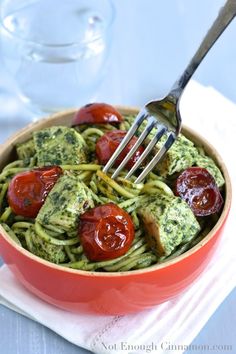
xmin=0 ymin=108 xmax=225 ymax=272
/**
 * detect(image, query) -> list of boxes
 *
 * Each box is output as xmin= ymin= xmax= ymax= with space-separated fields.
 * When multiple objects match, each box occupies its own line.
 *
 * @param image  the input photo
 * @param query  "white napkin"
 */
xmin=0 ymin=80 xmax=236 ymax=354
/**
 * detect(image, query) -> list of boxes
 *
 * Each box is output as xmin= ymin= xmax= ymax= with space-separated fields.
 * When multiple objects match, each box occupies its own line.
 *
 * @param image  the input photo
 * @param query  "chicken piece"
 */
xmin=36 ymin=173 xmax=94 ymax=233
xmin=154 ymin=134 xmax=199 ymax=177
xmin=34 ymin=126 xmax=88 ymax=166
xmin=138 ymin=194 xmax=200 ymax=257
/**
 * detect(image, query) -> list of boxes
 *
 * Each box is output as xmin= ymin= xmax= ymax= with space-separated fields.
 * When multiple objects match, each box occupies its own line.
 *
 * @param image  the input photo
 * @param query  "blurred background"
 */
xmin=0 ymin=0 xmax=236 ymax=143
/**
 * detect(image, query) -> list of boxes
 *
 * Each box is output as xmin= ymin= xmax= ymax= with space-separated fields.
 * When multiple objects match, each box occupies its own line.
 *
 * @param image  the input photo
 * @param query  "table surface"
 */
xmin=0 ymin=1 xmax=235 ymax=353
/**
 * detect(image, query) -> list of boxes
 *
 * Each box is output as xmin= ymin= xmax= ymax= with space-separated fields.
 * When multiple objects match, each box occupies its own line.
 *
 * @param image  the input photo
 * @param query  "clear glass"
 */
xmin=0 ymin=0 xmax=115 ymax=115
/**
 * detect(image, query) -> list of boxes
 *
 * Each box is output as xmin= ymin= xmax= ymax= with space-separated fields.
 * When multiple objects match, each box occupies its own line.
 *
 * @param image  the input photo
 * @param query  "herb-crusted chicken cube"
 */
xmin=36 ymin=173 xmax=94 ymax=233
xmin=33 ymin=126 xmax=88 ymax=166
xmin=138 ymin=194 xmax=200 ymax=257
xmin=154 ymin=134 xmax=199 ymax=177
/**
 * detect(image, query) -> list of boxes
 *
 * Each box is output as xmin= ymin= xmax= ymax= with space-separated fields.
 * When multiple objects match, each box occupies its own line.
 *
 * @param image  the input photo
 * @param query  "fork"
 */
xmin=103 ymin=0 xmax=236 ymax=184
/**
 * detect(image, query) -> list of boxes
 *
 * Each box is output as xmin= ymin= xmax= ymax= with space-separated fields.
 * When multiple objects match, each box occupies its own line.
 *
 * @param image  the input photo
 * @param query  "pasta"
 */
xmin=0 ymin=112 xmax=225 ymax=272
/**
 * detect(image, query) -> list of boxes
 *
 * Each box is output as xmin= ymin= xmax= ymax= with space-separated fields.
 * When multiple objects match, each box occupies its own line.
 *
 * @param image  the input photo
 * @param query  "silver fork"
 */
xmin=103 ymin=0 xmax=236 ymax=184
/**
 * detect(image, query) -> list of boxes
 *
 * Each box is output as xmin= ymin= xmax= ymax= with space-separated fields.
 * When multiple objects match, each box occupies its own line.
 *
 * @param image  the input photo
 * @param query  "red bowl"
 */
xmin=0 ymin=107 xmax=232 ymax=315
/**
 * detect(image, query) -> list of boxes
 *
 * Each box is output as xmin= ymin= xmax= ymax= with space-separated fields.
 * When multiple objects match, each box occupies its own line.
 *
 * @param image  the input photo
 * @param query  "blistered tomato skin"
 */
xmin=96 ymin=130 xmax=144 ymax=169
xmin=79 ymin=203 xmax=135 ymax=261
xmin=7 ymin=166 xmax=62 ymax=218
xmin=175 ymin=167 xmax=223 ymax=216
xmin=72 ymin=103 xmax=123 ymax=125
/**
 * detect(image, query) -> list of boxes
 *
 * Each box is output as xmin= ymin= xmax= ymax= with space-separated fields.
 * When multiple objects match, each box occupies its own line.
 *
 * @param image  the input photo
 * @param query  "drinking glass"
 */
xmin=0 ymin=0 xmax=115 ymax=115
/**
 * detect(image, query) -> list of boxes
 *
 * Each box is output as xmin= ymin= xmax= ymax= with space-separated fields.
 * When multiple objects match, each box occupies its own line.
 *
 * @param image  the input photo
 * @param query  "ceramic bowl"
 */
xmin=0 ymin=107 xmax=232 ymax=315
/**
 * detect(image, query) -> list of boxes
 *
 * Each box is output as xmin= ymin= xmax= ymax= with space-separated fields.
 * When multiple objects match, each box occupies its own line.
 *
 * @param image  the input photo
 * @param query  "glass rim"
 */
xmin=0 ymin=0 xmax=115 ymax=48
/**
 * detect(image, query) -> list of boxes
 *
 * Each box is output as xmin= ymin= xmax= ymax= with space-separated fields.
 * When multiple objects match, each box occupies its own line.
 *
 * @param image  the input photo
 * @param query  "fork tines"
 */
xmin=103 ymin=110 xmax=176 ymax=183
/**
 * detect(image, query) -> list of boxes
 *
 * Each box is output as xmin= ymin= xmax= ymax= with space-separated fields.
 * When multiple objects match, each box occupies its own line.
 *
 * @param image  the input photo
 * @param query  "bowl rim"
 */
xmin=0 ymin=107 xmax=232 ymax=277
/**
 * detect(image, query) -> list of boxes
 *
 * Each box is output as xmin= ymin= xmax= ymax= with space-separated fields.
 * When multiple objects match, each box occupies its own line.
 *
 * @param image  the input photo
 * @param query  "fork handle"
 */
xmin=171 ymin=0 xmax=236 ymax=99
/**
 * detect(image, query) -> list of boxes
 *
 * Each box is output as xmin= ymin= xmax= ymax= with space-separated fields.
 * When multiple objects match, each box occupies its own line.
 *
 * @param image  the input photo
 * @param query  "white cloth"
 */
xmin=0 ymin=81 xmax=236 ymax=354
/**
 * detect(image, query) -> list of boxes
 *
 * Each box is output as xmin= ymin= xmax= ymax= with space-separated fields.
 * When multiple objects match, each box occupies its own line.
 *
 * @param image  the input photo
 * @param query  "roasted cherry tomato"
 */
xmin=72 ymin=103 xmax=123 ymax=125
xmin=7 ymin=166 xmax=62 ymax=218
xmin=79 ymin=203 xmax=135 ymax=261
xmin=175 ymin=167 xmax=223 ymax=216
xmin=96 ymin=130 xmax=144 ymax=169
